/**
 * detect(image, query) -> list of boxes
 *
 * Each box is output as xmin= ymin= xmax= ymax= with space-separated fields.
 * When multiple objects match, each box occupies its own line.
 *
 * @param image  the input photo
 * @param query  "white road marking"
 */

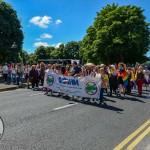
xmin=53 ymin=103 xmax=78 ymax=111
xmin=29 ymin=93 xmax=44 ymax=96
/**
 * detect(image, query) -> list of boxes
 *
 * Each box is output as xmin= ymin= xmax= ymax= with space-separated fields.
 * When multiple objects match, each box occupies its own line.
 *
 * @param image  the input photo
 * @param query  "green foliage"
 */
xmin=32 ymin=41 xmax=81 ymax=61
xmin=0 ymin=1 xmax=24 ymax=63
xmin=27 ymin=53 xmax=37 ymax=65
xmin=81 ymin=4 xmax=150 ymax=64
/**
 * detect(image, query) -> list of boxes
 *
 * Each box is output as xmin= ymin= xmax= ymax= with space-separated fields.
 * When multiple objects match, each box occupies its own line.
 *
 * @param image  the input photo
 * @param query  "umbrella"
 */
xmin=85 ymin=63 xmax=95 ymax=67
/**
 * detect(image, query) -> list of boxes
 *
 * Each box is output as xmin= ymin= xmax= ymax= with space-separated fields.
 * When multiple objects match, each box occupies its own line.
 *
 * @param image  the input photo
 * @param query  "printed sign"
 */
xmin=44 ymin=72 xmax=101 ymax=99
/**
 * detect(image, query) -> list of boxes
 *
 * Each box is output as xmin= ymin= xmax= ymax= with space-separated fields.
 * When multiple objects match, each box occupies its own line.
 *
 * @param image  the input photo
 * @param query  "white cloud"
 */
xmin=55 ymin=19 xmax=62 ymax=25
xmin=36 ymin=38 xmax=41 ymax=41
xmin=30 ymin=16 xmax=52 ymax=28
xmin=55 ymin=42 xmax=62 ymax=48
xmin=41 ymin=33 xmax=52 ymax=39
xmin=33 ymin=42 xmax=49 ymax=47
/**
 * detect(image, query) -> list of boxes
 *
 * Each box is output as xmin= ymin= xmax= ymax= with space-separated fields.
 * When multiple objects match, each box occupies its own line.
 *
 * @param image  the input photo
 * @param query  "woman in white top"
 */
xmin=11 ymin=64 xmax=17 ymax=84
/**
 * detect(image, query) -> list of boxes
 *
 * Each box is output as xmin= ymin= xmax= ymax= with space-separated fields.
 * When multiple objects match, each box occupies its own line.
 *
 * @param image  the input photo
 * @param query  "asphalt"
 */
xmin=0 ymin=88 xmax=149 ymax=150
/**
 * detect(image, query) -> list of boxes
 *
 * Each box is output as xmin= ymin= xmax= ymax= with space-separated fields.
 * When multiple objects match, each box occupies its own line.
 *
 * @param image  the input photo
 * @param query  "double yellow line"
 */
xmin=114 ymin=119 xmax=150 ymax=150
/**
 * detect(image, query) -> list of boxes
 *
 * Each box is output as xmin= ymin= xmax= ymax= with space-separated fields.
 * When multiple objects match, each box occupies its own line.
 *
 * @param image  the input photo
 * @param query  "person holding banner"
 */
xmin=70 ymin=61 xmax=82 ymax=77
xmin=96 ymin=68 xmax=108 ymax=106
xmin=70 ymin=61 xmax=82 ymax=100
xmin=43 ymin=64 xmax=54 ymax=93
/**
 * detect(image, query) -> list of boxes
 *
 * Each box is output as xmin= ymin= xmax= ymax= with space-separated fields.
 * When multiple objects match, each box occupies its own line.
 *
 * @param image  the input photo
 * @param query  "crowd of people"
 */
xmin=0 ymin=61 xmax=150 ymax=106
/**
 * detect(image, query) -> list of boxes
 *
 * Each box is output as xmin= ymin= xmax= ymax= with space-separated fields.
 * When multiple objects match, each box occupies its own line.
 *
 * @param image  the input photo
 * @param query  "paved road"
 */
xmin=0 ymin=88 xmax=149 ymax=150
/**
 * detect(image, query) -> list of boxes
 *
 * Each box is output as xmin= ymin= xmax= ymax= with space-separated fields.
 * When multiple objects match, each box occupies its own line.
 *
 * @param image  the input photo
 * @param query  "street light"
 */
xmin=11 ymin=42 xmax=17 ymax=49
xmin=11 ymin=42 xmax=17 ymax=63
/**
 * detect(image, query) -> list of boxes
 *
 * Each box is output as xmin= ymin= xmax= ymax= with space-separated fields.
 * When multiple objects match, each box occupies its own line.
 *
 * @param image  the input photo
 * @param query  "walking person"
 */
xmin=16 ymin=63 xmax=23 ymax=86
xmin=39 ymin=62 xmax=45 ymax=86
xmin=131 ymin=67 xmax=137 ymax=91
xmin=24 ymin=65 xmax=31 ymax=88
xmin=126 ymin=67 xmax=132 ymax=94
xmin=2 ymin=63 xmax=8 ymax=83
xmin=117 ymin=63 xmax=128 ymax=98
xmin=108 ymin=65 xmax=118 ymax=96
xmin=7 ymin=64 xmax=12 ymax=84
xmin=11 ymin=64 xmax=17 ymax=84
xmin=96 ymin=68 xmax=108 ymax=106
xmin=143 ymin=67 xmax=150 ymax=91
xmin=136 ymin=66 xmax=144 ymax=96
xmin=29 ymin=65 xmax=39 ymax=89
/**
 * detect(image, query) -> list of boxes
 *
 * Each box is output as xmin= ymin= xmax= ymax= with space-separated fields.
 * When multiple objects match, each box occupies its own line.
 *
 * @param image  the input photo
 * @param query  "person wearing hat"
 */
xmin=136 ymin=66 xmax=144 ymax=96
xmin=108 ymin=65 xmax=118 ymax=96
xmin=98 ymin=68 xmax=108 ymax=106
xmin=117 ymin=63 xmax=128 ymax=97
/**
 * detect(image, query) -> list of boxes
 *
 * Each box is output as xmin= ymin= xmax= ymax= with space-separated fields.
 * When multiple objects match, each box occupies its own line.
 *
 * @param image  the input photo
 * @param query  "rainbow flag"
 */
xmin=122 ymin=71 xmax=128 ymax=87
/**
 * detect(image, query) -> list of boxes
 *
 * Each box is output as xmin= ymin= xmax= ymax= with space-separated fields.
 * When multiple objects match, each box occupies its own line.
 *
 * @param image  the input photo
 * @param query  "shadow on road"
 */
xmin=60 ymin=96 xmax=124 ymax=112
xmin=124 ymin=96 xmax=145 ymax=103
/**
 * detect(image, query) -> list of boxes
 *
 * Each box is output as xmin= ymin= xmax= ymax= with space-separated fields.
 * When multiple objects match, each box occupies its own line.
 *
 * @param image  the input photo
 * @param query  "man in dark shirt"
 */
xmin=29 ymin=65 xmax=39 ymax=89
xmin=70 ymin=61 xmax=82 ymax=77
xmin=70 ymin=62 xmax=82 ymax=100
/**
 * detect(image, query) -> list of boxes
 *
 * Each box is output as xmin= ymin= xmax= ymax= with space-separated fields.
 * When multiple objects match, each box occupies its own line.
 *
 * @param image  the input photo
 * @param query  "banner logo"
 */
xmin=85 ymin=82 xmax=98 ymax=95
xmin=46 ymin=75 xmax=54 ymax=86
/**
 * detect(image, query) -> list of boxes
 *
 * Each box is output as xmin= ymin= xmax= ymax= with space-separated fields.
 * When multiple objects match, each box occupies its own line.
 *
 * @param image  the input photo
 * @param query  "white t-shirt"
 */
xmin=12 ymin=68 xmax=16 ymax=74
xmin=2 ymin=66 xmax=8 ymax=74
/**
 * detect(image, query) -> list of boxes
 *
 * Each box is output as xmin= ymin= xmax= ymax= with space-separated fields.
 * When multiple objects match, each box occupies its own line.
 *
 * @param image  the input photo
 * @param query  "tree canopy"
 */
xmin=26 ymin=41 xmax=81 ymax=65
xmin=81 ymin=4 xmax=150 ymax=64
xmin=0 ymin=1 xmax=24 ymax=64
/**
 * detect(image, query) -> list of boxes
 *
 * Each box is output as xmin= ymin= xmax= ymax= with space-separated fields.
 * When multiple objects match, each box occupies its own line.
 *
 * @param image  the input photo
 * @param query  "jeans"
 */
xmin=8 ymin=72 xmax=12 ymax=83
xmin=17 ymin=73 xmax=22 ymax=85
xmin=11 ymin=73 xmax=16 ymax=84
xmin=100 ymin=88 xmax=105 ymax=102
xmin=132 ymin=80 xmax=136 ymax=90
xmin=3 ymin=74 xmax=8 ymax=82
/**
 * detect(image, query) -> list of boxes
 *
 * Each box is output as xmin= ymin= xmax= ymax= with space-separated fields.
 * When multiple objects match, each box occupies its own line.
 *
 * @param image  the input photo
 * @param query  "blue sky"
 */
xmin=3 ymin=0 xmax=150 ymax=56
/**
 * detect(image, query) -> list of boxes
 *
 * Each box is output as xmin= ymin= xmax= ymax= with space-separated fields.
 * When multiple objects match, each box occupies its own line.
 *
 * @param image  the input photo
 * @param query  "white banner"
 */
xmin=44 ymin=72 xmax=101 ymax=99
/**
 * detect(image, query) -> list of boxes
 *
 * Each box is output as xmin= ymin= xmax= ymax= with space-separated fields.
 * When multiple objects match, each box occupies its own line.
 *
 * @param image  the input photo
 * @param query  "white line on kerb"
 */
xmin=53 ymin=103 xmax=78 ymax=111
xmin=29 ymin=93 xmax=44 ymax=96
xmin=0 ymin=89 xmax=22 ymax=94
xmin=145 ymin=144 xmax=150 ymax=150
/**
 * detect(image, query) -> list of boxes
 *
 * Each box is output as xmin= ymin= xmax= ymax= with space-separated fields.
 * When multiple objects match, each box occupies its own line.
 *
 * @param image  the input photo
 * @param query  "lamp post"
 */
xmin=11 ymin=42 xmax=17 ymax=63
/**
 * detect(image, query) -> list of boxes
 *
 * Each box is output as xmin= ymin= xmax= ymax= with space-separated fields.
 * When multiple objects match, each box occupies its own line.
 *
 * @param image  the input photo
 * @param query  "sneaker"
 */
xmin=71 ymin=96 xmax=74 ymax=101
xmin=99 ymin=102 xmax=107 ymax=107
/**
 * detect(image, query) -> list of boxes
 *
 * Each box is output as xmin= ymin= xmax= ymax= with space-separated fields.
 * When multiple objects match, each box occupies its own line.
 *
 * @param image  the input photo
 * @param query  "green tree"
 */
xmin=50 ymin=44 xmax=65 ymax=59
xmin=27 ymin=53 xmax=37 ymax=65
xmin=81 ymin=4 xmax=150 ymax=64
xmin=46 ymin=46 xmax=55 ymax=58
xmin=35 ymin=46 xmax=48 ymax=61
xmin=20 ymin=50 xmax=29 ymax=65
xmin=64 ymin=41 xmax=81 ymax=59
xmin=0 ymin=1 xmax=24 ymax=64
